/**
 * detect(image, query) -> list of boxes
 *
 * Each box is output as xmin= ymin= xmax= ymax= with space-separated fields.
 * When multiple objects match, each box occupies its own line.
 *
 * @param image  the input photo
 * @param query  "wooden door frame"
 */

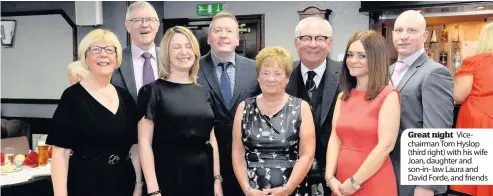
xmin=162 ymin=14 xmax=265 ymax=54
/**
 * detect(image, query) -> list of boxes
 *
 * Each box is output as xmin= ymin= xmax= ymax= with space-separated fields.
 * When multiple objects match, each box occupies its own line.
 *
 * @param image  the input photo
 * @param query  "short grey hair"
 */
xmin=125 ymin=1 xmax=159 ymax=20
xmin=295 ymin=16 xmax=333 ymax=38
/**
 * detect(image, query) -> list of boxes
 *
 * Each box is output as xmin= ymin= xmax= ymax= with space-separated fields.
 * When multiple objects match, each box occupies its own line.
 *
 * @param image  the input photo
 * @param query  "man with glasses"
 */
xmin=390 ymin=10 xmax=452 ymax=196
xmin=112 ymin=1 xmax=160 ymax=102
xmin=286 ymin=16 xmax=341 ymax=196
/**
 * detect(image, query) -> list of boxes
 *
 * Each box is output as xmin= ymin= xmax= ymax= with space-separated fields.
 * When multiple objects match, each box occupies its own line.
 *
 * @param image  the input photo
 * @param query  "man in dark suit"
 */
xmin=390 ymin=10 xmax=452 ymax=196
xmin=285 ymin=16 xmax=341 ymax=196
xmin=198 ymin=11 xmax=259 ymax=196
xmin=111 ymin=1 xmax=160 ymax=102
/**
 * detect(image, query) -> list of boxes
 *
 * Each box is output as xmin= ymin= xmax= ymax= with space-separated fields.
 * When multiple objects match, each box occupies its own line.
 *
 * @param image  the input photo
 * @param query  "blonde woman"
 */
xmin=137 ymin=26 xmax=222 ymax=196
xmin=47 ymin=29 xmax=142 ymax=196
xmin=67 ymin=60 xmax=89 ymax=84
xmin=451 ymin=22 xmax=493 ymax=196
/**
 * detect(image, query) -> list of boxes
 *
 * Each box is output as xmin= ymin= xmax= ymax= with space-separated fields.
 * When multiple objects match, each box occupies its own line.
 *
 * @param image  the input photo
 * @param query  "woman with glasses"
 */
xmin=47 ymin=29 xmax=142 ymax=196
xmin=232 ymin=46 xmax=315 ymax=196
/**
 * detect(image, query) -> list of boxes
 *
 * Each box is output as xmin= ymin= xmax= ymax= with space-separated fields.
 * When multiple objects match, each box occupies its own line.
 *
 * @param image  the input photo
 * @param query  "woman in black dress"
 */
xmin=47 ymin=29 xmax=142 ymax=196
xmin=137 ymin=26 xmax=222 ymax=196
xmin=232 ymin=47 xmax=316 ymax=196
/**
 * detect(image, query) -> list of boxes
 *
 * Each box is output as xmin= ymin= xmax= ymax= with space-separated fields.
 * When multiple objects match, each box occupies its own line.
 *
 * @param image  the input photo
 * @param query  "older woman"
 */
xmin=451 ymin=22 xmax=493 ymax=196
xmin=67 ymin=60 xmax=89 ymax=85
xmin=325 ymin=30 xmax=400 ymax=196
xmin=232 ymin=46 xmax=315 ymax=196
xmin=47 ymin=29 xmax=142 ymax=196
xmin=137 ymin=26 xmax=221 ymax=196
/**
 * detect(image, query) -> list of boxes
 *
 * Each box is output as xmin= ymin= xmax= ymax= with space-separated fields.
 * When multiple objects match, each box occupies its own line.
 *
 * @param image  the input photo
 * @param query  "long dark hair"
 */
xmin=340 ymin=30 xmax=390 ymax=101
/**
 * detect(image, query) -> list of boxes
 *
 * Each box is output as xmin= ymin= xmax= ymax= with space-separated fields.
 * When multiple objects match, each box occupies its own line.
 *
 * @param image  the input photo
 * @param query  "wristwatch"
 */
xmin=350 ymin=177 xmax=362 ymax=190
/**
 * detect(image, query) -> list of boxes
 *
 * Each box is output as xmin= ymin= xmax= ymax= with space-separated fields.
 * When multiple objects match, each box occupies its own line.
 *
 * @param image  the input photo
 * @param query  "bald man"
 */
xmin=390 ymin=10 xmax=453 ymax=196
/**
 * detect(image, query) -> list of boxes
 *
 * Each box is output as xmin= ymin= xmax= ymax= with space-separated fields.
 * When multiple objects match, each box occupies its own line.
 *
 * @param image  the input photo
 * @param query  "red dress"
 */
xmin=334 ymin=86 xmax=398 ymax=196
xmin=451 ymin=53 xmax=493 ymax=196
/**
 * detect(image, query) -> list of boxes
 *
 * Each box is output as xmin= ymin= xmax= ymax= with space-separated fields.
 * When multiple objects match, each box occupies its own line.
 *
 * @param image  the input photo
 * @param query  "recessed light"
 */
xmin=476 ymin=6 xmax=485 ymax=10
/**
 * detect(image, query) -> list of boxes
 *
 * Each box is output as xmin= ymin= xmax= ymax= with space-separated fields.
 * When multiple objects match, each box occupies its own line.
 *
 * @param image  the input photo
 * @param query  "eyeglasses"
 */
xmin=128 ymin=17 xmax=158 ymax=24
xmin=260 ymin=72 xmax=286 ymax=79
xmin=87 ymin=46 xmax=117 ymax=54
xmin=297 ymin=35 xmax=330 ymax=45
xmin=393 ymin=28 xmax=420 ymax=35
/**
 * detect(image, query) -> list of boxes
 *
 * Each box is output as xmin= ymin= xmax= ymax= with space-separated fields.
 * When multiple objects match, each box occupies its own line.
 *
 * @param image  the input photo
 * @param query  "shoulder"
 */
xmin=236 ymin=54 xmax=256 ymax=66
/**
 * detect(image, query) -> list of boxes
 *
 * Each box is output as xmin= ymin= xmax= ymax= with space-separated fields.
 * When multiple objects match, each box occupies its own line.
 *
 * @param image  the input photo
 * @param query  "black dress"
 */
xmin=242 ymin=95 xmax=310 ymax=196
xmin=46 ymin=83 xmax=137 ymax=196
xmin=137 ymin=79 xmax=215 ymax=196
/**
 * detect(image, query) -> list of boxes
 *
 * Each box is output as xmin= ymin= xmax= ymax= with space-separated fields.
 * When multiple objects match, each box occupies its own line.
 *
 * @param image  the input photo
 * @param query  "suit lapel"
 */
xmin=320 ymin=58 xmax=339 ymax=126
xmin=201 ymin=52 xmax=224 ymax=104
xmin=121 ymin=47 xmax=138 ymax=100
xmin=396 ymin=53 xmax=428 ymax=91
xmin=286 ymin=61 xmax=301 ymax=96
xmin=229 ymin=54 xmax=247 ymax=110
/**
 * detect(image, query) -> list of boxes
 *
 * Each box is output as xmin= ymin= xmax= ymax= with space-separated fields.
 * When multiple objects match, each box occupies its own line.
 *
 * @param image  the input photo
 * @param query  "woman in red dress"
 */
xmin=325 ymin=30 xmax=400 ymax=196
xmin=451 ymin=22 xmax=493 ymax=196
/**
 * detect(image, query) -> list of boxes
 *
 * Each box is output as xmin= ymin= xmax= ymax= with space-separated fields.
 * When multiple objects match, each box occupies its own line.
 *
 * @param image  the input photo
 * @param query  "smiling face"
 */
xmin=168 ymin=33 xmax=195 ymax=74
xmin=346 ymin=40 xmax=369 ymax=78
xmin=258 ymin=60 xmax=289 ymax=95
xmin=208 ymin=16 xmax=240 ymax=56
xmin=295 ymin=19 xmax=332 ymax=69
xmin=85 ymin=40 xmax=118 ymax=77
xmin=392 ymin=10 xmax=428 ymax=59
xmin=125 ymin=5 xmax=160 ymax=49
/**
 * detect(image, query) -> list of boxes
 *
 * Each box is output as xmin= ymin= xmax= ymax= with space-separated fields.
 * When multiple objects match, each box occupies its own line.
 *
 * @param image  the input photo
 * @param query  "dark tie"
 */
xmin=219 ymin=62 xmax=232 ymax=108
xmin=306 ymin=71 xmax=316 ymax=99
xmin=142 ymin=52 xmax=155 ymax=85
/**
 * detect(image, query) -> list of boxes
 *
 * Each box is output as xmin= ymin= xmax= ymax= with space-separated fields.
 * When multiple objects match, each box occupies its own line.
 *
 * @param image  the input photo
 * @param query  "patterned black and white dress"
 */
xmin=241 ymin=95 xmax=309 ymax=196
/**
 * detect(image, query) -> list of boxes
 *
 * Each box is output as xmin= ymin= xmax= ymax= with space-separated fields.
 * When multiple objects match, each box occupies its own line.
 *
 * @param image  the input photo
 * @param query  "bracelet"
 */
xmin=244 ymin=186 xmax=251 ymax=195
xmin=147 ymin=190 xmax=161 ymax=196
xmin=213 ymin=175 xmax=223 ymax=182
xmin=136 ymin=180 xmax=144 ymax=185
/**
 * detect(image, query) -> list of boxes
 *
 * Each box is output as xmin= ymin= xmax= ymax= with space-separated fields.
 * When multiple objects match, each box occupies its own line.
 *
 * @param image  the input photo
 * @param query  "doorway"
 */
xmin=162 ymin=14 xmax=265 ymax=60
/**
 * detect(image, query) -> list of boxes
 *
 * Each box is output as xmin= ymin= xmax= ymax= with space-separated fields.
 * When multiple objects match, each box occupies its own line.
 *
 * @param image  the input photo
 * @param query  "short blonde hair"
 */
xmin=158 ymin=26 xmax=201 ymax=83
xmin=209 ymin=11 xmax=240 ymax=36
xmin=78 ymin=29 xmax=123 ymax=70
xmin=67 ymin=60 xmax=89 ymax=78
xmin=255 ymin=46 xmax=294 ymax=77
xmin=477 ymin=22 xmax=493 ymax=54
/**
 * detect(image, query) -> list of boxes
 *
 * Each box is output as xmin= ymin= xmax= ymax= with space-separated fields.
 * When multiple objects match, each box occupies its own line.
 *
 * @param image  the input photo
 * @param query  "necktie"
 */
xmin=306 ymin=71 xmax=316 ymax=99
xmin=391 ymin=61 xmax=407 ymax=87
xmin=219 ymin=62 xmax=232 ymax=108
xmin=142 ymin=52 xmax=155 ymax=85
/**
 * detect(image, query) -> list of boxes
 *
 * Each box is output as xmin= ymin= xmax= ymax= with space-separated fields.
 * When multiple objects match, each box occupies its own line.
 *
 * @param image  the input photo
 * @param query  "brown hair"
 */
xmin=340 ymin=30 xmax=390 ymax=101
xmin=158 ymin=26 xmax=201 ymax=83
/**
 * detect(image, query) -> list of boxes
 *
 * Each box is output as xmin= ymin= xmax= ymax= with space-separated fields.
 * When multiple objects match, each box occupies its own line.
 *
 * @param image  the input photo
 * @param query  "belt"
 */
xmin=71 ymin=152 xmax=130 ymax=165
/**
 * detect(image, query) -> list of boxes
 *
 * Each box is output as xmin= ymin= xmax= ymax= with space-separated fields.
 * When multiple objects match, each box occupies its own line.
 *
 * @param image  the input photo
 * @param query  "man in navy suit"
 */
xmin=111 ymin=1 xmax=160 ymax=103
xmin=198 ymin=11 xmax=259 ymax=196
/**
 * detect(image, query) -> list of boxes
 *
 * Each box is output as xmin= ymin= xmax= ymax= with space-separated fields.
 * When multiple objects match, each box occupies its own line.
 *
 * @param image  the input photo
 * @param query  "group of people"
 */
xmin=47 ymin=1 xmax=493 ymax=196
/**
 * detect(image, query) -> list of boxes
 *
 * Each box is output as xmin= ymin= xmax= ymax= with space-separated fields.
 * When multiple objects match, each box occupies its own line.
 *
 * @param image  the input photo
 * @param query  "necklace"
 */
xmin=95 ymin=88 xmax=114 ymax=103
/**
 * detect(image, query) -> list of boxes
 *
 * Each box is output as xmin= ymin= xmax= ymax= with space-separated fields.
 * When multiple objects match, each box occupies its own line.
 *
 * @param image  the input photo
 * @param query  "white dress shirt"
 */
xmin=131 ymin=43 xmax=159 ymax=91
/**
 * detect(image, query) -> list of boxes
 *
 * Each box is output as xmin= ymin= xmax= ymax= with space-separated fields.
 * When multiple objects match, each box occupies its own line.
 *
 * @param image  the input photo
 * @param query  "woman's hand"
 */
xmin=327 ymin=177 xmax=344 ymax=196
xmin=132 ymin=184 xmax=142 ymax=196
xmin=246 ymin=189 xmax=270 ymax=196
xmin=214 ymin=180 xmax=223 ymax=196
xmin=338 ymin=178 xmax=357 ymax=196
xmin=263 ymin=187 xmax=286 ymax=196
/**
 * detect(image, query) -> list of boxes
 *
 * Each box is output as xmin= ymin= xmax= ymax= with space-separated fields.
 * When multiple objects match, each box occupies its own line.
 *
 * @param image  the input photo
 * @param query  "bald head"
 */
xmin=392 ymin=10 xmax=429 ymax=59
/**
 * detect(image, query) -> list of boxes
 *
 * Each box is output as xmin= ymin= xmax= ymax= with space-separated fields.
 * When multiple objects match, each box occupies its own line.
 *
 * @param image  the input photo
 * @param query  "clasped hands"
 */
xmin=326 ymin=177 xmax=359 ymax=196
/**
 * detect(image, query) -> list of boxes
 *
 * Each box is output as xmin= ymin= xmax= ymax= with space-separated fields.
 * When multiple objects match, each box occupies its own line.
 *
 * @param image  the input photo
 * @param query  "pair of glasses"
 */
xmin=128 ymin=17 xmax=158 ymax=24
xmin=87 ymin=46 xmax=117 ymax=54
xmin=297 ymin=35 xmax=330 ymax=45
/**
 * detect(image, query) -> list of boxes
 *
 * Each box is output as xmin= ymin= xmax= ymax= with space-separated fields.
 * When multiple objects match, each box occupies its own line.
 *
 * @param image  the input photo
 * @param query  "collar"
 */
xmin=301 ymin=59 xmax=327 ymax=77
xmin=131 ymin=42 xmax=157 ymax=60
xmin=211 ymin=52 xmax=236 ymax=67
xmin=400 ymin=48 xmax=425 ymax=66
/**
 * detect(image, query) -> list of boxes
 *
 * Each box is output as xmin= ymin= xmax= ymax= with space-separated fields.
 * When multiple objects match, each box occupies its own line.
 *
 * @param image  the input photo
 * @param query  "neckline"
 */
xmin=254 ymin=95 xmax=290 ymax=118
xmin=158 ymin=78 xmax=194 ymax=85
xmin=76 ymin=83 xmax=120 ymax=115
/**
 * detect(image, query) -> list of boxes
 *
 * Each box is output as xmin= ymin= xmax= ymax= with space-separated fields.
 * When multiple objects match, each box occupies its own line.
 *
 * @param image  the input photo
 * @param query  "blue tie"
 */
xmin=219 ymin=62 xmax=232 ymax=108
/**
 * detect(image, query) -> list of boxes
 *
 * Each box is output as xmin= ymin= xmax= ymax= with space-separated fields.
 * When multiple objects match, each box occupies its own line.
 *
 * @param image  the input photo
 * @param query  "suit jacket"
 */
xmin=285 ymin=58 xmax=341 ymax=169
xmin=390 ymin=53 xmax=453 ymax=196
xmin=197 ymin=52 xmax=259 ymax=176
xmin=111 ymin=46 xmax=160 ymax=103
